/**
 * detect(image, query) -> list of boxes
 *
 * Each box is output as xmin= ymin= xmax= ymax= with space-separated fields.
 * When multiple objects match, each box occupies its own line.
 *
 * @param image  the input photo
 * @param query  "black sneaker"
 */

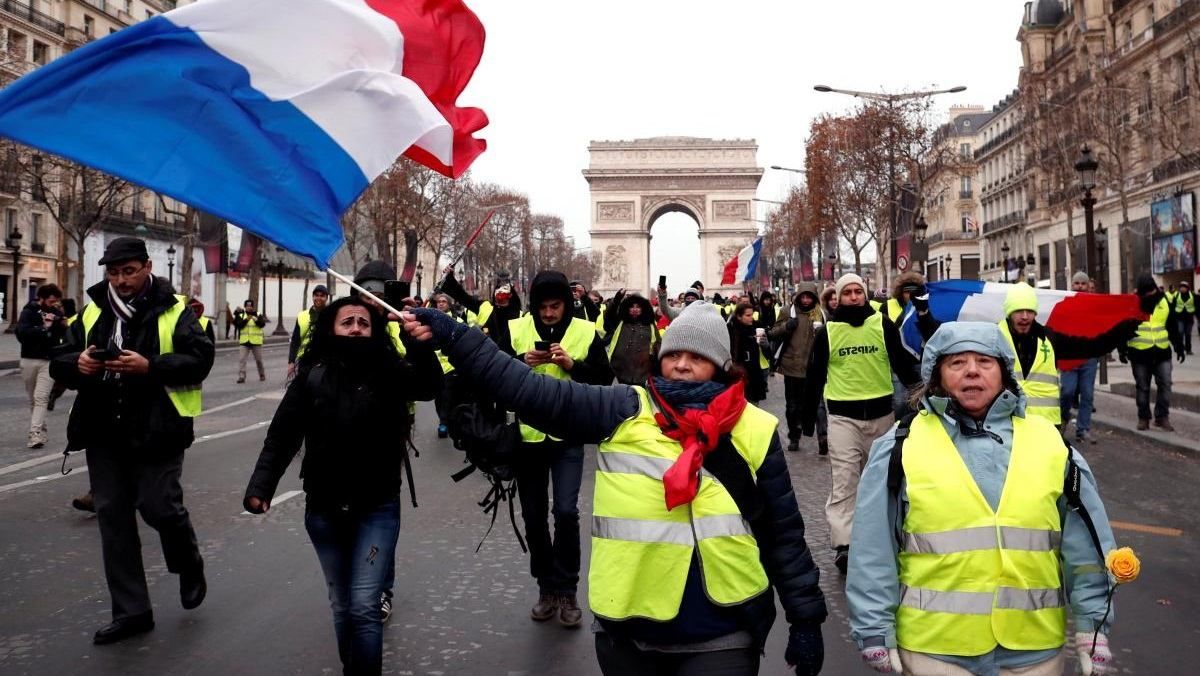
xmin=834 ymin=546 xmax=849 ymax=575
xmin=381 ymin=594 xmax=392 ymax=623
xmin=787 ymin=439 xmax=800 ymax=453
xmin=818 ymin=439 xmax=829 ymax=456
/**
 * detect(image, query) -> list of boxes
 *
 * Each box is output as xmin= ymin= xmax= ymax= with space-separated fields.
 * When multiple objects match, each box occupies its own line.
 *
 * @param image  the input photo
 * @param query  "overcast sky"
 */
xmin=458 ymin=1 xmax=1027 ymax=289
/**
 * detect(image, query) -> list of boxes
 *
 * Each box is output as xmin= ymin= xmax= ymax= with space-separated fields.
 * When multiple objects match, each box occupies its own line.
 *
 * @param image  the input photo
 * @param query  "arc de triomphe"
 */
xmin=583 ymin=137 xmax=763 ymax=298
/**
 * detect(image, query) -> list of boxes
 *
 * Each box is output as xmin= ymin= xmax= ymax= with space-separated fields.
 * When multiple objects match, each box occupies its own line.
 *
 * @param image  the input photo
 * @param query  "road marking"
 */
xmin=199 ymin=395 xmax=260 ymax=417
xmin=0 ymin=420 xmax=272 ymax=495
xmin=0 ymin=451 xmax=65 ymax=478
xmin=241 ymin=489 xmax=303 ymax=515
xmin=1110 ymin=520 xmax=1184 ymax=537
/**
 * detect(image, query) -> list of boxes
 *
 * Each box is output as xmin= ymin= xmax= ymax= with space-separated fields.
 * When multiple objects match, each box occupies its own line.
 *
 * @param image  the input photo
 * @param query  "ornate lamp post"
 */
xmin=1001 ymin=242 xmax=1011 ymax=282
xmin=1074 ymin=146 xmax=1100 ymax=285
xmin=166 ymin=244 xmax=176 ymax=288
xmin=1095 ymin=222 xmax=1108 ymax=293
xmin=1025 ymin=252 xmax=1036 ymax=285
xmin=259 ymin=252 xmax=269 ymax=310
xmin=415 ymin=261 xmax=424 ymax=299
xmin=272 ymin=246 xmax=288 ymax=336
xmin=4 ymin=226 xmax=22 ymax=333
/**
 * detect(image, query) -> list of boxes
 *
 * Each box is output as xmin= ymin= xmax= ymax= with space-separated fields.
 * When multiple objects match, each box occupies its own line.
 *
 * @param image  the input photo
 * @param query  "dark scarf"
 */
xmin=649 ymin=377 xmax=747 ymax=510
xmin=833 ymin=303 xmax=871 ymax=327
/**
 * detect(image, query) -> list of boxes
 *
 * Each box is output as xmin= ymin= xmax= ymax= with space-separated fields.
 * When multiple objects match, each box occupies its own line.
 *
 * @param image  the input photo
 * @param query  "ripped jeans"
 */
xmin=306 ymin=501 xmax=401 ymax=676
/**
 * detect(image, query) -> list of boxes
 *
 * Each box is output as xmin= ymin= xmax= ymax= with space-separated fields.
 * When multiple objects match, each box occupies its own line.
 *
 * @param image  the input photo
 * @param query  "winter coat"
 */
xmin=49 ymin=277 xmax=214 ymax=455
xmin=847 ymin=321 xmax=1114 ymax=673
xmin=603 ymin=293 xmax=658 ymax=385
xmin=15 ymin=300 xmax=67 ymax=360
xmin=441 ymin=327 xmax=827 ymax=649
xmin=729 ymin=320 xmax=768 ymax=402
xmin=244 ymin=343 xmax=441 ymax=511
xmin=768 ymin=283 xmax=823 ymax=378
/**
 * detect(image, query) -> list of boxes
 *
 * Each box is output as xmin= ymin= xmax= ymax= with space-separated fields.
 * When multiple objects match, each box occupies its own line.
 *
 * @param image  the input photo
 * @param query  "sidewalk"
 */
xmin=0 ymin=331 xmax=288 ymax=370
xmin=1097 ymin=352 xmax=1200 ymax=414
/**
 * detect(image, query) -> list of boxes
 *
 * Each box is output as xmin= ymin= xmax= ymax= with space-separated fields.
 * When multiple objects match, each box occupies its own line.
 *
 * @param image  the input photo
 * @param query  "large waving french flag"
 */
xmin=720 ymin=237 xmax=763 ymax=286
xmin=0 ymin=0 xmax=487 ymax=268
xmin=899 ymin=280 xmax=1146 ymax=369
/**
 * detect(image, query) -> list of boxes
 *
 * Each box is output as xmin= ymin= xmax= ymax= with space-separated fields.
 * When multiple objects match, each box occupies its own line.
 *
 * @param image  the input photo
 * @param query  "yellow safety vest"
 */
xmin=824 ymin=313 xmax=893 ymax=401
xmin=295 ymin=309 xmax=317 ymax=359
xmin=605 ymin=321 xmax=660 ymax=360
xmin=998 ymin=321 xmax=1061 ymax=425
xmin=869 ymin=299 xmax=883 ymax=312
xmin=383 ymin=322 xmax=416 ymax=416
xmin=436 ymin=312 xmax=464 ymax=374
xmin=508 ymin=314 xmax=595 ymax=443
xmin=198 ymin=316 xmax=211 ymax=333
xmin=240 ymin=313 xmax=264 ymax=346
xmin=897 ymin=411 xmax=1067 ymax=656
xmin=468 ymin=301 xmax=494 ymax=331
xmin=1128 ymin=297 xmax=1170 ymax=351
xmin=885 ymin=298 xmax=904 ymax=324
xmin=1174 ymin=291 xmax=1195 ymax=315
xmin=80 ymin=295 xmax=203 ymax=417
xmin=595 ymin=304 xmax=607 ymax=339
xmin=590 ymin=387 xmax=773 ymax=621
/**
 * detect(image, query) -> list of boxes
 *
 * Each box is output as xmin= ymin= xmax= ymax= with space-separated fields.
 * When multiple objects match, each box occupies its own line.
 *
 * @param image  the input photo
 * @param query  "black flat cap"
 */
xmin=98 ymin=237 xmax=149 ymax=266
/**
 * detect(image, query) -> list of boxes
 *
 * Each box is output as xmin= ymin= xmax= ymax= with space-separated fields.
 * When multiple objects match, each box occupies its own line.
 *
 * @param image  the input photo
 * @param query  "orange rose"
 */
xmin=1105 ymin=547 xmax=1141 ymax=584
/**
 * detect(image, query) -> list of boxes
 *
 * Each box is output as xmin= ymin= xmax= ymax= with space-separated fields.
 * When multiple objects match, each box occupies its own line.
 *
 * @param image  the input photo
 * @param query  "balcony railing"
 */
xmin=982 ymin=211 xmax=1026 ymax=235
xmin=974 ymin=124 xmax=1022 ymax=160
xmin=0 ymin=0 xmax=66 ymax=35
xmin=1155 ymin=0 xmax=1199 ymax=36
xmin=1153 ymin=152 xmax=1200 ymax=183
xmin=959 ymin=189 xmax=974 ymax=199
xmin=925 ymin=229 xmax=979 ymax=246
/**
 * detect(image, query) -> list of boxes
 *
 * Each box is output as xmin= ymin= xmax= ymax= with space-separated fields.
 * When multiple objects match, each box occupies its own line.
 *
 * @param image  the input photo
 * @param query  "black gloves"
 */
xmin=911 ymin=292 xmax=930 ymax=314
xmin=785 ymin=623 xmax=824 ymax=676
xmin=409 ymin=307 xmax=468 ymax=349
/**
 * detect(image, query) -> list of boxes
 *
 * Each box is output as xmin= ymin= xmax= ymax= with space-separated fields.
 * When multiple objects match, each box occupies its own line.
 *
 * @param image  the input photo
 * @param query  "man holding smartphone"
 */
xmin=15 ymin=283 xmax=68 ymax=448
xmin=233 ymin=299 xmax=268 ymax=383
xmin=50 ymin=236 xmax=214 ymax=645
xmin=506 ymin=270 xmax=612 ymax=628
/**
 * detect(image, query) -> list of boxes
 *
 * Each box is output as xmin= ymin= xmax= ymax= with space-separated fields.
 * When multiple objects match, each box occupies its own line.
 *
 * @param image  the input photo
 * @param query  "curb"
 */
xmin=1108 ymin=381 xmax=1200 ymax=414
xmin=1088 ymin=413 xmax=1198 ymax=456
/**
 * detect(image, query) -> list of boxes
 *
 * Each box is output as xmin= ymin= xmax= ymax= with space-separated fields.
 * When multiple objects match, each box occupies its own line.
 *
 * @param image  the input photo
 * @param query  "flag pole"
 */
xmin=326 ymin=268 xmax=409 ymax=319
xmin=430 ymin=208 xmax=498 ymax=300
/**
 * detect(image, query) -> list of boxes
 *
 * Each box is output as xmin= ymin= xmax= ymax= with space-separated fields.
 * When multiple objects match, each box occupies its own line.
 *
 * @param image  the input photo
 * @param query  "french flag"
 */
xmin=899 ymin=280 xmax=1146 ymax=370
xmin=720 ymin=237 xmax=763 ymax=286
xmin=0 ymin=0 xmax=487 ymax=268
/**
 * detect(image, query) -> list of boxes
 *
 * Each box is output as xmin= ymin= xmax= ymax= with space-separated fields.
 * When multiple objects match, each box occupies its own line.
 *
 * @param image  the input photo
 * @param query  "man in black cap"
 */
xmin=50 ymin=236 xmax=214 ymax=645
xmin=288 ymin=283 xmax=330 ymax=378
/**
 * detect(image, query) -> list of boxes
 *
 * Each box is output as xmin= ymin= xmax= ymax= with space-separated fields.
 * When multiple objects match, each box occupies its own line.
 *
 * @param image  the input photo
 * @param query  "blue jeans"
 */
xmin=305 ymin=501 xmax=401 ymax=676
xmin=516 ymin=441 xmax=584 ymax=595
xmin=1059 ymin=358 xmax=1098 ymax=436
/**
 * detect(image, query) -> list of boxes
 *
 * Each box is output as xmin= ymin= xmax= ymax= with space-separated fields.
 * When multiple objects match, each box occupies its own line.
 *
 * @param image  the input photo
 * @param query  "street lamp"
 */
xmin=1001 ymin=242 xmax=1011 ymax=282
xmin=4 ymin=226 xmax=21 ymax=333
xmin=769 ymin=165 xmax=804 ymax=174
xmin=166 ymin=244 xmax=176 ymax=288
xmin=259 ymin=252 xmax=269 ymax=310
xmin=1075 ymin=145 xmax=1100 ymax=286
xmin=813 ymin=83 xmax=967 ymax=286
xmin=415 ymin=261 xmax=424 ymax=298
xmin=272 ymin=245 xmax=288 ymax=336
xmin=914 ymin=215 xmax=928 ymax=243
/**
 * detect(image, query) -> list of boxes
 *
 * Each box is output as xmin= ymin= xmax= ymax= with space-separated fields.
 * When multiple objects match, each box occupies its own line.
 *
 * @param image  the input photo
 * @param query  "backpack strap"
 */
xmin=1064 ymin=448 xmax=1106 ymax=562
xmin=887 ymin=412 xmax=919 ymax=550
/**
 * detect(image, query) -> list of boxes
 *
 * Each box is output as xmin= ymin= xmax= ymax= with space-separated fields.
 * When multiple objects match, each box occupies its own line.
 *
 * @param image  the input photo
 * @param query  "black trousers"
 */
xmin=86 ymin=446 xmax=201 ymax=620
xmin=595 ymin=633 xmax=760 ymax=676
xmin=515 ymin=440 xmax=583 ymax=595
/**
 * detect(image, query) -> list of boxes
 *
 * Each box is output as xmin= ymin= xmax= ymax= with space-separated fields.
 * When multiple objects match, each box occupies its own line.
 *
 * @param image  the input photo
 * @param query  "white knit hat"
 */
xmin=835 ymin=273 xmax=866 ymax=298
xmin=658 ymin=302 xmax=732 ymax=370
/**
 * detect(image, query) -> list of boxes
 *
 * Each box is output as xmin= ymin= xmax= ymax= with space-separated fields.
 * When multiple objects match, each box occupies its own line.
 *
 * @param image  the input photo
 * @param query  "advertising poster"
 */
xmin=1152 ymin=193 xmax=1196 ymax=274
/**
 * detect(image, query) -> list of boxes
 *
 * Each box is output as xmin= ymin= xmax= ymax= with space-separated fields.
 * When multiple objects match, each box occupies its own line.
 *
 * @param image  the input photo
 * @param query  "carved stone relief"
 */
xmin=587 ymin=175 xmax=761 ymax=192
xmin=604 ymin=244 xmax=629 ymax=286
xmin=717 ymin=243 xmax=743 ymax=271
xmin=596 ymin=201 xmax=634 ymax=222
xmin=713 ymin=200 xmax=750 ymax=221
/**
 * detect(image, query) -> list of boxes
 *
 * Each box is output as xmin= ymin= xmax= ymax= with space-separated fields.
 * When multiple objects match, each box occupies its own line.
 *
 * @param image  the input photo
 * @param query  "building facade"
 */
xmin=975 ymin=91 xmax=1034 ymax=284
xmin=922 ymin=105 xmax=993 ymax=281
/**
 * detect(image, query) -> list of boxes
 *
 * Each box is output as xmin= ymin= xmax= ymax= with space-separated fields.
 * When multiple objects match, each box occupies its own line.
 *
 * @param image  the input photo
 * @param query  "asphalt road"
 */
xmin=0 ymin=347 xmax=1194 ymax=675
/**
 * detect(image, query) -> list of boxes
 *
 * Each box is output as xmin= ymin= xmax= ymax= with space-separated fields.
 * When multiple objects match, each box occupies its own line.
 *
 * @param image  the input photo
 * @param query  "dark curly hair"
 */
xmin=299 ymin=296 xmax=393 ymax=368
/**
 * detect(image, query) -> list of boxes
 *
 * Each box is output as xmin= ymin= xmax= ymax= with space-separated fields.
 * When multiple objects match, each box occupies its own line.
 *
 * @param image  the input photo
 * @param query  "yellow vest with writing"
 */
xmin=590 ymin=387 xmax=773 ymax=620
xmin=824 ymin=313 xmax=893 ymax=401
xmin=998 ymin=321 xmax=1061 ymax=425
xmin=508 ymin=315 xmax=595 ymax=443
xmin=897 ymin=411 xmax=1067 ymax=655
xmin=80 ymin=295 xmax=203 ymax=417
xmin=1128 ymin=297 xmax=1170 ymax=351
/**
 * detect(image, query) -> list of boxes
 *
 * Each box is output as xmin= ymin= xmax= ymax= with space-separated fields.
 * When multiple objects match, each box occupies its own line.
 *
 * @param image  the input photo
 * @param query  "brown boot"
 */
xmin=1155 ymin=418 xmax=1175 ymax=432
xmin=1136 ymin=419 xmax=1150 ymax=431
xmin=530 ymin=593 xmax=557 ymax=622
xmin=557 ymin=594 xmax=583 ymax=628
xmin=72 ymin=492 xmax=95 ymax=513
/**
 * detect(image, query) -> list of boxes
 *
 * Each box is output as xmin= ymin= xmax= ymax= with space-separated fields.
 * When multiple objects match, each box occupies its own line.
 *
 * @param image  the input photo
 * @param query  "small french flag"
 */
xmin=720 ymin=237 xmax=763 ymax=286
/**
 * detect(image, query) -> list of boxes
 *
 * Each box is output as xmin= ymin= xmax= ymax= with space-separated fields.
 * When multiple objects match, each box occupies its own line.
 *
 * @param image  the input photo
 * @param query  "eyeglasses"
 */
xmin=105 ymin=264 xmax=146 ymax=279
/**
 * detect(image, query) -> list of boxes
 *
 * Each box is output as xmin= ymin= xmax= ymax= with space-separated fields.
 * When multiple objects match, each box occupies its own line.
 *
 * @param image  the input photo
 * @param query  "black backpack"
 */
xmin=447 ymin=401 xmax=527 ymax=553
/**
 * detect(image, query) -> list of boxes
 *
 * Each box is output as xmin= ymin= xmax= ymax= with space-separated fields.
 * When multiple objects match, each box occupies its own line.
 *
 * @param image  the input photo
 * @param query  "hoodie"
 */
xmin=768 ymin=282 xmax=824 ymax=378
xmin=516 ymin=270 xmax=613 ymax=386
xmin=603 ymin=293 xmax=657 ymax=385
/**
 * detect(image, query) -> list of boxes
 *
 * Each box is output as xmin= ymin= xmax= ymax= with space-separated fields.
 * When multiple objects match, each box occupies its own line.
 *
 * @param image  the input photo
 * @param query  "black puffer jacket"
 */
xmin=15 ymin=300 xmax=67 ymax=359
xmin=50 ymin=278 xmax=214 ymax=455
xmin=444 ymin=328 xmax=827 ymax=646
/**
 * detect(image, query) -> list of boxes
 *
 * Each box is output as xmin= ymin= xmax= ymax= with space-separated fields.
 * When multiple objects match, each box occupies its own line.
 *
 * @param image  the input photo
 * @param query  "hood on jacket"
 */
xmin=1135 ymin=272 xmax=1159 ymax=296
xmin=791 ymin=282 xmax=819 ymax=308
xmin=528 ymin=270 xmax=572 ymax=311
xmin=617 ymin=293 xmax=654 ymax=325
xmin=919 ymin=321 xmax=1024 ymax=412
xmin=891 ymin=271 xmax=925 ymax=304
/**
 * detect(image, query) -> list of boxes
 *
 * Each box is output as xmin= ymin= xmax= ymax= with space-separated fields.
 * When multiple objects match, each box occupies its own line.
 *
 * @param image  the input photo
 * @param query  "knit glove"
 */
xmin=911 ymin=292 xmax=930 ymax=314
xmin=784 ymin=624 xmax=824 ymax=676
xmin=1076 ymin=632 xmax=1113 ymax=675
xmin=408 ymin=307 xmax=468 ymax=349
xmin=860 ymin=646 xmax=902 ymax=673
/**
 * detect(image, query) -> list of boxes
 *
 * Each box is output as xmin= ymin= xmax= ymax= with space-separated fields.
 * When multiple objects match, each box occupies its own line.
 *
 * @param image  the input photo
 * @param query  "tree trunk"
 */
xmin=73 ymin=236 xmax=87 ymax=305
xmin=177 ymin=207 xmax=197 ymax=297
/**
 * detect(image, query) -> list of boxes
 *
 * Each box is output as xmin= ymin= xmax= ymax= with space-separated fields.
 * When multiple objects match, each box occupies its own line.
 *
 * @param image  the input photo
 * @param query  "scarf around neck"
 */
xmin=649 ymin=377 xmax=748 ymax=510
xmin=107 ymin=279 xmax=150 ymax=348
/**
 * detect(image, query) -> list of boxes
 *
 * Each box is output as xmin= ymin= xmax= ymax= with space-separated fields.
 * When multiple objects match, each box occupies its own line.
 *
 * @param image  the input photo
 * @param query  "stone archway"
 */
xmin=583 ymin=137 xmax=763 ymax=297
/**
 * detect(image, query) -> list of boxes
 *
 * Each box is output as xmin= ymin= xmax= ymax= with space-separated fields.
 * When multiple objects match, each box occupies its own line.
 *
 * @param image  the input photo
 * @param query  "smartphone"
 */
xmin=533 ymin=340 xmax=552 ymax=352
xmin=383 ymin=280 xmax=411 ymax=309
xmin=658 ymin=275 xmax=667 ymax=289
xmin=90 ymin=347 xmax=119 ymax=361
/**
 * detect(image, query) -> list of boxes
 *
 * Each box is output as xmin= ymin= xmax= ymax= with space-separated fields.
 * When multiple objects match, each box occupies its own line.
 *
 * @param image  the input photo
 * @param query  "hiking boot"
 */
xmin=236 ymin=377 xmax=245 ymax=384
xmin=818 ymin=438 xmax=829 ymax=456
xmin=1075 ymin=431 xmax=1097 ymax=446
xmin=557 ymin=594 xmax=583 ymax=628
xmin=437 ymin=424 xmax=449 ymax=439
xmin=530 ymin=593 xmax=557 ymax=622
xmin=1136 ymin=419 xmax=1150 ymax=431
xmin=834 ymin=546 xmax=849 ymax=575
xmin=72 ymin=492 xmax=95 ymax=513
xmin=380 ymin=594 xmax=393 ymax=623
xmin=1155 ymin=418 xmax=1175 ymax=432
xmin=787 ymin=439 xmax=799 ymax=453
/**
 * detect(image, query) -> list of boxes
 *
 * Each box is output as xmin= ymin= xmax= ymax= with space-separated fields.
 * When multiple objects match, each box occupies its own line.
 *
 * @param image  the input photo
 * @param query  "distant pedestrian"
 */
xmin=187 ymin=298 xmax=215 ymax=344
xmin=1174 ymin=280 xmax=1194 ymax=355
xmin=16 ymin=283 xmax=68 ymax=448
xmin=244 ymin=295 xmax=440 ymax=676
xmin=288 ymin=283 xmax=329 ymax=378
xmin=769 ymin=282 xmax=826 ymax=454
xmin=440 ymin=266 xmax=523 ymax=355
xmin=602 ymin=290 xmax=659 ymax=386
xmin=729 ymin=302 xmax=769 ymax=403
xmin=1118 ymin=273 xmax=1186 ymax=431
xmin=1061 ymin=272 xmax=1100 ymax=444
xmin=224 ymin=302 xmax=235 ymax=340
xmin=50 ymin=236 xmax=213 ymax=645
xmin=233 ymin=298 xmax=267 ymax=383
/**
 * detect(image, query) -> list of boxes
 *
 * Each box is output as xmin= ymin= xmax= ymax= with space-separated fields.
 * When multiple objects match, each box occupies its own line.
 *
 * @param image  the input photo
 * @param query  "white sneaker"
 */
xmin=380 ymin=594 xmax=392 ymax=623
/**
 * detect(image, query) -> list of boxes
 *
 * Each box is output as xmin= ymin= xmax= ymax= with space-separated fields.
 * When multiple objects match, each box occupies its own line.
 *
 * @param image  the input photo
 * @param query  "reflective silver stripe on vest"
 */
xmin=1026 ymin=397 xmax=1061 ymax=409
xmin=597 ymin=452 xmax=673 ymax=479
xmin=903 ymin=526 xmax=1059 ymax=554
xmin=692 ymin=514 xmax=753 ymax=540
xmin=593 ymin=516 xmax=692 ymax=545
xmin=1019 ymin=372 xmax=1059 ymax=385
xmin=900 ymin=586 xmax=1064 ymax=614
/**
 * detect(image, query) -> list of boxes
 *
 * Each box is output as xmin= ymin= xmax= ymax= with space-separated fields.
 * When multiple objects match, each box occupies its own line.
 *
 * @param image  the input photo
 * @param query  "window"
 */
xmin=960 ymin=176 xmax=972 ymax=193
xmin=961 ymin=211 xmax=972 ymax=231
xmin=5 ymin=208 xmax=16 ymax=240
xmin=30 ymin=213 xmax=40 ymax=245
xmin=30 ymin=155 xmax=44 ymax=202
xmin=83 ymin=15 xmax=95 ymax=38
xmin=31 ymin=41 xmax=47 ymax=65
xmin=960 ymin=142 xmax=971 ymax=158
xmin=7 ymin=30 xmax=27 ymax=61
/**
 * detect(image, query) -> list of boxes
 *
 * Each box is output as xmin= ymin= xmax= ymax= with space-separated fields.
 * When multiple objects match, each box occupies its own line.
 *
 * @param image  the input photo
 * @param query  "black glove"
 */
xmin=410 ymin=307 xmax=468 ymax=349
xmin=912 ymin=292 xmax=930 ymax=314
xmin=785 ymin=623 xmax=824 ymax=676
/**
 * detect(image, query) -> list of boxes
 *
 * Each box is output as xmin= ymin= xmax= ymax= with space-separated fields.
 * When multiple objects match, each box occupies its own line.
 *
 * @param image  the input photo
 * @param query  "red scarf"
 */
xmin=651 ymin=379 xmax=748 ymax=511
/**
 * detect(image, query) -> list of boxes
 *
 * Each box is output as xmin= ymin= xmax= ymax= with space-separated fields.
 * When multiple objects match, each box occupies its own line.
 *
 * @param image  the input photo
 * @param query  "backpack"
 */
xmin=447 ymin=401 xmax=527 ymax=553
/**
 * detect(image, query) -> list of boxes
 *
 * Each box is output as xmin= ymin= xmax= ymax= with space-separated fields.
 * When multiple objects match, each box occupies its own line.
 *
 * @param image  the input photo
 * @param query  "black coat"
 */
xmin=244 ymin=343 xmax=441 ymax=511
xmin=443 ymin=328 xmax=828 ymax=645
xmin=50 ymin=278 xmax=214 ymax=455
xmin=15 ymin=301 xmax=67 ymax=360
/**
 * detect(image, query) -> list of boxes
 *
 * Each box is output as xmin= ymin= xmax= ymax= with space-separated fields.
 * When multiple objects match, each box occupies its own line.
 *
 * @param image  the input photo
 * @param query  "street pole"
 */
xmin=273 ymin=254 xmax=288 ymax=336
xmin=1076 ymin=145 xmax=1106 ymax=385
xmin=5 ymin=227 xmax=21 ymax=333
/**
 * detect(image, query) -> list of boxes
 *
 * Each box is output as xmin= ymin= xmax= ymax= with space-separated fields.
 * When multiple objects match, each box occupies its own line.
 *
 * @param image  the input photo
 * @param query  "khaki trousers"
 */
xmin=238 ymin=344 xmax=265 ymax=381
xmin=21 ymin=358 xmax=53 ymax=440
xmin=825 ymin=412 xmax=895 ymax=548
xmin=899 ymin=649 xmax=1064 ymax=676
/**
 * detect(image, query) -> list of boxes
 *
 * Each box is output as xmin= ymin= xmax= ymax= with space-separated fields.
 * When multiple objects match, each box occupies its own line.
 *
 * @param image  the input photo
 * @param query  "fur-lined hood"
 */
xmin=891 ymin=271 xmax=926 ymax=303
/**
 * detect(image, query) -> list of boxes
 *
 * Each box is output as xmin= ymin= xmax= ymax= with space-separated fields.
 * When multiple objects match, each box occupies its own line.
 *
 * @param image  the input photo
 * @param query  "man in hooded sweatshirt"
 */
xmin=769 ymin=282 xmax=827 ymax=454
xmin=1118 ymin=273 xmax=1186 ymax=431
xmin=602 ymin=290 xmax=659 ymax=385
xmin=507 ymin=270 xmax=613 ymax=628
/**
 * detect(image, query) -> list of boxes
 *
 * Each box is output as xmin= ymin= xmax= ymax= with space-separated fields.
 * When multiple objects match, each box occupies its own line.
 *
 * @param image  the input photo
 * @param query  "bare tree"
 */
xmin=1079 ymin=76 xmax=1140 ymax=291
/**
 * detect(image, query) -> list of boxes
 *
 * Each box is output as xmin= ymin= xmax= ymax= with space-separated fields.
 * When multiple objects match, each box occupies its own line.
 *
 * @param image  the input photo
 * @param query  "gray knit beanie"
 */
xmin=1072 ymin=271 xmax=1090 ymax=284
xmin=658 ymin=301 xmax=732 ymax=370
